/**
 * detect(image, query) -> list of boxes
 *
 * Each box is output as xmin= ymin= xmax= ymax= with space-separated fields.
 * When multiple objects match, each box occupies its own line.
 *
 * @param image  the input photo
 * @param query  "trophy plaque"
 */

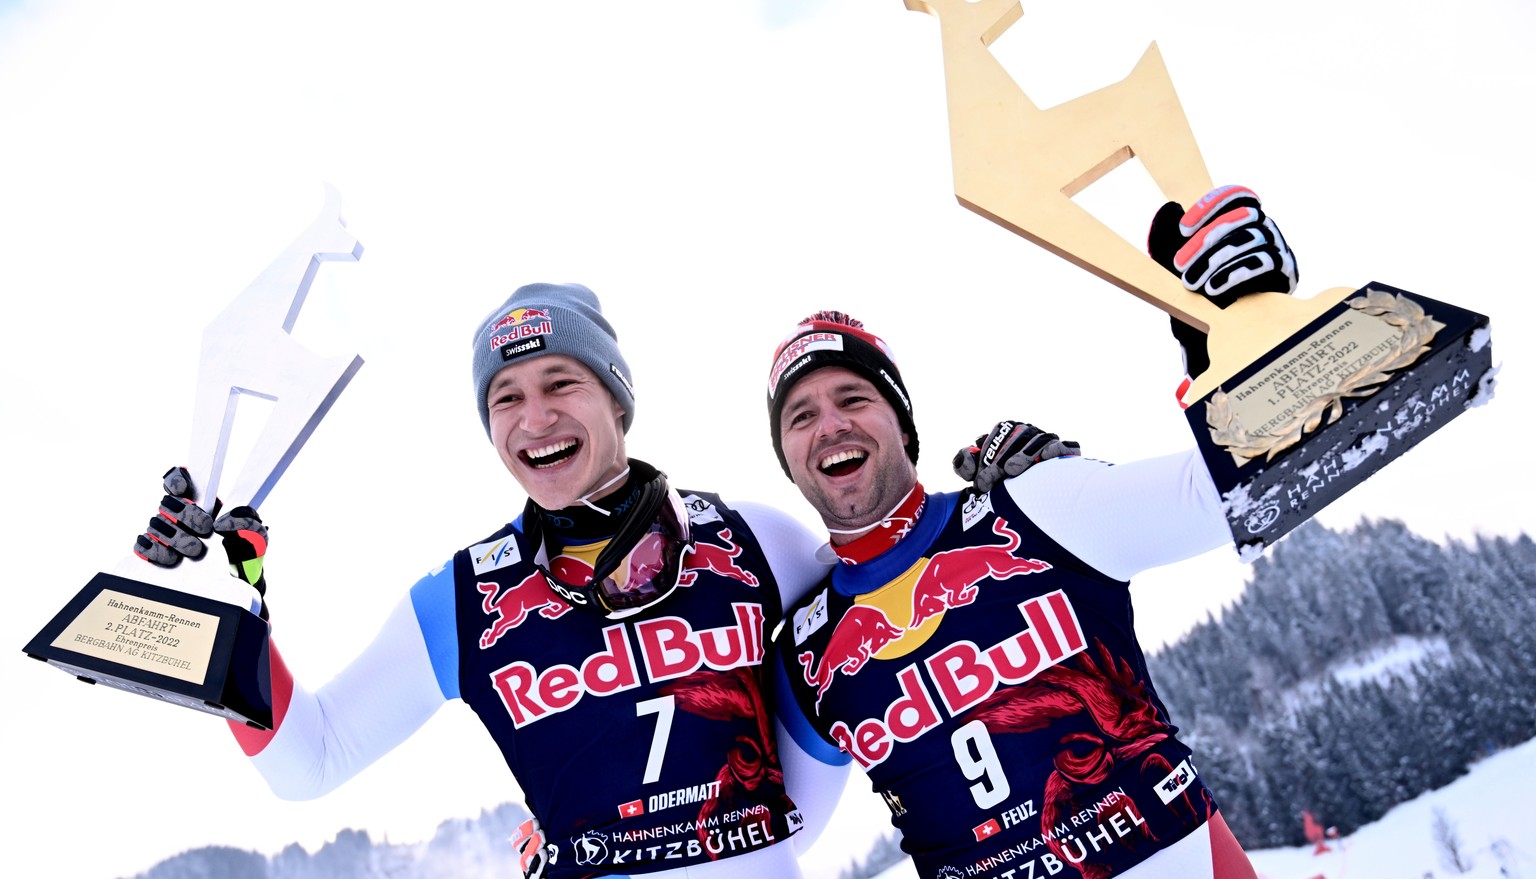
xmin=23 ymin=185 xmax=364 ymax=728
xmin=903 ymin=0 xmax=1494 ymax=556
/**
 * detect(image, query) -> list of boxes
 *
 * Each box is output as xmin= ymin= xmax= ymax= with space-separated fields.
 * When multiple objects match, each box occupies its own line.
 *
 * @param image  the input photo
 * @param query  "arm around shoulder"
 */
xmin=730 ymin=501 xmax=834 ymax=612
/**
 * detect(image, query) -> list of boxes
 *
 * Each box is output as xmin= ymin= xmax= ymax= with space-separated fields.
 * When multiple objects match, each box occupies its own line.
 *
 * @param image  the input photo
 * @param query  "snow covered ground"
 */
xmin=865 ymin=737 xmax=1535 ymax=879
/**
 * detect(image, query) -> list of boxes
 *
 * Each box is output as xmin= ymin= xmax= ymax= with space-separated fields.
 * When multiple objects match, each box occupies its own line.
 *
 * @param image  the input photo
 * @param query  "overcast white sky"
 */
xmin=3 ymin=2 xmax=1531 ymax=878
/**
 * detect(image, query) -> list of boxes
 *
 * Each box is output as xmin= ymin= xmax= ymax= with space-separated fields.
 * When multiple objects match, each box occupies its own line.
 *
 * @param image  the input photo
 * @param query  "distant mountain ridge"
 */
xmin=127 ymin=803 xmax=528 ymax=879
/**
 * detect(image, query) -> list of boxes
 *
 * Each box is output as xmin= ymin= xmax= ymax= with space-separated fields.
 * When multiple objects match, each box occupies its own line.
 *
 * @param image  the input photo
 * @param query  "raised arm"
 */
xmin=132 ymin=471 xmax=450 ymax=799
xmin=1004 ymin=451 xmax=1229 ymax=581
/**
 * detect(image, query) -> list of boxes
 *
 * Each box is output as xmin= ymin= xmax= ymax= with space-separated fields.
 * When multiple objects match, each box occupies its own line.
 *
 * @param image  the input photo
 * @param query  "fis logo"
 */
xmin=470 ymin=537 xmax=521 ymax=575
xmin=793 ymin=589 xmax=830 ymax=645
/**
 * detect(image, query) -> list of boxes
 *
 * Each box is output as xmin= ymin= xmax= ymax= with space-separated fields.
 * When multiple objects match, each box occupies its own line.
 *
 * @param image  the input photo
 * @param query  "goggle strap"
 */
xmin=589 ymin=474 xmax=667 ymax=585
xmin=521 ymin=465 xmax=689 ymax=616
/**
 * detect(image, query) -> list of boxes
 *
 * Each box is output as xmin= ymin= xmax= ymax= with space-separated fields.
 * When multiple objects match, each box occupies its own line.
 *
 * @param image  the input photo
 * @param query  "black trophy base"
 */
xmin=1186 ymin=283 xmax=1493 ymax=557
xmin=25 ymin=571 xmax=274 ymax=729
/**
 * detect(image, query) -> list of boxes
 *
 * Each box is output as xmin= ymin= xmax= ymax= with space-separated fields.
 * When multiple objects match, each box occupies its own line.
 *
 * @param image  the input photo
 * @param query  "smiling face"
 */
xmin=778 ymin=366 xmax=918 ymax=541
xmin=486 ymin=354 xmax=629 ymax=510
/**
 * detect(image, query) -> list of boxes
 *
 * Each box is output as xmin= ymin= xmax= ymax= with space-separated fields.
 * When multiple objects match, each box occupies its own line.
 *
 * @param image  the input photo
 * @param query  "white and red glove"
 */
xmin=511 ymin=817 xmax=554 ymax=879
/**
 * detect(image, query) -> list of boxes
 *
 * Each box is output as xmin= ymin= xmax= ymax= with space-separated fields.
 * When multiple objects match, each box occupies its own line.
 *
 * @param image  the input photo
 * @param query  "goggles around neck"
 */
xmin=523 ymin=467 xmax=693 ymax=619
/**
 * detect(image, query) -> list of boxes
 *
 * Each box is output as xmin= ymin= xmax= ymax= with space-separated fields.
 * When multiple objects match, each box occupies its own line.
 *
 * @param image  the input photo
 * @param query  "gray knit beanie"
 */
xmin=471 ymin=282 xmax=635 ymax=437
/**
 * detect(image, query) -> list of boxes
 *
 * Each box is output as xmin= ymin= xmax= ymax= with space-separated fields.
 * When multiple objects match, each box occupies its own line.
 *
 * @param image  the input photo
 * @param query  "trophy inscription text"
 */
xmin=50 ymin=589 xmax=220 ymax=685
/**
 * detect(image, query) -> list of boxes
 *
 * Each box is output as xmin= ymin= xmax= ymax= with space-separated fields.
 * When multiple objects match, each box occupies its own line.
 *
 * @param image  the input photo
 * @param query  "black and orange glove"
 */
xmin=511 ymin=816 xmax=553 ymax=879
xmin=1147 ymin=184 xmax=1298 ymax=379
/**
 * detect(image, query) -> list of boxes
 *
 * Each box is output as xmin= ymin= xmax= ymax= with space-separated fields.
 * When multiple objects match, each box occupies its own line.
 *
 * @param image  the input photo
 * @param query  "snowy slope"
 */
xmin=865 ymin=737 xmax=1535 ymax=879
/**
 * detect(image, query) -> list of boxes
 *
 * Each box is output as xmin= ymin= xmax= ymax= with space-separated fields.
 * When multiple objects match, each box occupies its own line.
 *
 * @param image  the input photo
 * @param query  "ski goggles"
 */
xmin=525 ymin=469 xmax=693 ymax=618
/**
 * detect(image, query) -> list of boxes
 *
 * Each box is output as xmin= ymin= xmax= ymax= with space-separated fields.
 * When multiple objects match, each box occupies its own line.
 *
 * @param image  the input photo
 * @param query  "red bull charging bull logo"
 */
xmin=490 ymin=307 xmax=551 ymax=333
xmin=678 ymin=529 xmax=759 ymax=587
xmin=907 ymin=520 xmax=1050 ymax=628
xmin=798 ymin=605 xmax=905 ymax=711
xmin=478 ymin=574 xmax=571 ymax=648
xmin=799 ymin=519 xmax=1052 ymax=710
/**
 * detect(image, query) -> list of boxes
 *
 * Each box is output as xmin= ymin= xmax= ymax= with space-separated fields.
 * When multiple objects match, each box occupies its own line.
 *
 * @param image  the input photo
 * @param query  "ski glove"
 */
xmin=512 ymin=817 xmax=552 ymax=879
xmin=215 ymin=506 xmax=270 ymax=620
xmin=1147 ymin=184 xmax=1298 ymax=378
xmin=953 ymin=421 xmax=1081 ymax=494
xmin=133 ymin=466 xmax=219 ymax=567
xmin=131 ymin=467 xmax=271 ymax=619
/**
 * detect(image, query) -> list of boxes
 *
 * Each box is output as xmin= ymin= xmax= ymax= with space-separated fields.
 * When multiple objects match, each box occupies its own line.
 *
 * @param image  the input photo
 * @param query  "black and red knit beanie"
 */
xmin=765 ymin=310 xmax=918 ymax=478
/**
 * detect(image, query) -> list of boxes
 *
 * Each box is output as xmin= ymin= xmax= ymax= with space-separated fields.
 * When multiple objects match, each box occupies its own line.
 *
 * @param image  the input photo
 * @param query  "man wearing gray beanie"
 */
xmin=242 ymin=280 xmax=855 ymax=877
xmin=130 ymin=278 xmax=1068 ymax=879
xmin=470 ymin=282 xmax=636 ymax=439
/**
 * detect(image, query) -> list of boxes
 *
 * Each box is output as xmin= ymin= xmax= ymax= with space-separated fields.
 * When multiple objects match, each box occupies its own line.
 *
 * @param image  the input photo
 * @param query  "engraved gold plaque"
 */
xmin=50 ymin=589 xmax=221 ymax=685
xmin=904 ymin=0 xmax=1493 ymax=551
xmin=1207 ymin=290 xmax=1445 ymax=465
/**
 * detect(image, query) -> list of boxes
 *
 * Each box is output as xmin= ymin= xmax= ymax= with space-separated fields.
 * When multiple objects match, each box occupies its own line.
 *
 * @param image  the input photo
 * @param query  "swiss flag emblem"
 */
xmin=618 ymin=799 xmax=645 ymax=819
xmin=973 ymin=818 xmax=1001 ymax=841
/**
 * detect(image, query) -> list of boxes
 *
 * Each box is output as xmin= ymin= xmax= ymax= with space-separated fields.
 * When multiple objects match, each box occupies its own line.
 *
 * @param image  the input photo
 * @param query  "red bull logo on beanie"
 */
xmin=489 ymin=307 xmax=552 ymax=333
xmin=489 ymin=308 xmax=554 ymax=351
